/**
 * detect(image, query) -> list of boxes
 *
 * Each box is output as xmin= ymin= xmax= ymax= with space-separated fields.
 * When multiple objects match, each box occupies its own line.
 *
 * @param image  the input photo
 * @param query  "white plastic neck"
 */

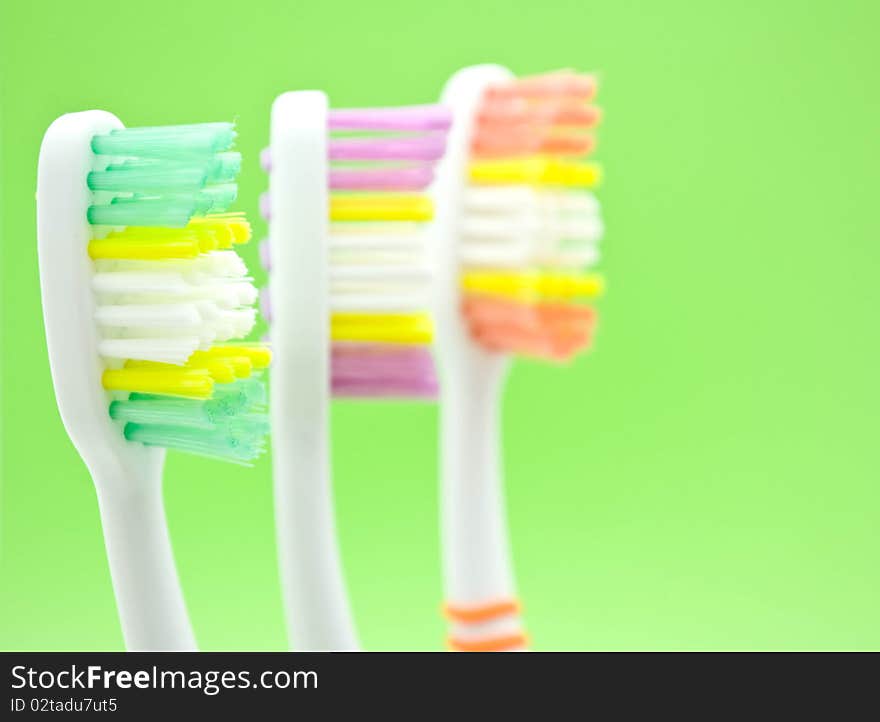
xmin=269 ymin=91 xmax=359 ymax=651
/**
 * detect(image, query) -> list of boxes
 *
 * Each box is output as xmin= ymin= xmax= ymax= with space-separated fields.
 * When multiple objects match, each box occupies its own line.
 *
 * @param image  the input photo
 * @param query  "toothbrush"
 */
xmin=37 ymin=113 xmax=269 ymax=651
xmin=259 ymin=92 xmax=451 ymax=650
xmin=431 ymin=67 xmax=604 ymax=651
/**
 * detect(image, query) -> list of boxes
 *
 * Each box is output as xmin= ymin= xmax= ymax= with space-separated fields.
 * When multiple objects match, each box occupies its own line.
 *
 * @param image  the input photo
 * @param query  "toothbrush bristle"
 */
xmin=331 ymin=344 xmax=438 ymax=398
xmin=460 ymin=71 xmax=605 ymax=362
xmin=484 ymin=70 xmax=598 ymax=101
xmin=88 ymin=122 xmax=269 ymax=462
xmin=327 ymin=105 xmax=453 ymax=132
xmin=261 ymin=104 xmax=451 ymax=398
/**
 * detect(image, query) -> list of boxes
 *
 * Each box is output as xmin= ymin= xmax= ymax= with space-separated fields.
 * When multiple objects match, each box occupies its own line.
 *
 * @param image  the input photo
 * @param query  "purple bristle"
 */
xmin=332 ymin=344 xmax=438 ymax=398
xmin=329 ymin=133 xmax=446 ymax=161
xmin=260 ymin=134 xmax=452 ymax=171
xmin=262 ymin=159 xmax=435 ymax=191
xmin=261 ymin=286 xmax=271 ymax=320
xmin=259 ymin=286 xmax=271 ymax=320
xmin=328 ymin=105 xmax=452 ymax=132
xmin=332 ymin=343 xmax=434 ymax=379
xmin=330 ymin=165 xmax=434 ymax=191
xmin=259 ymin=238 xmax=271 ymax=271
xmin=333 ymin=377 xmax=438 ymax=398
xmin=331 ymin=343 xmax=437 ymax=398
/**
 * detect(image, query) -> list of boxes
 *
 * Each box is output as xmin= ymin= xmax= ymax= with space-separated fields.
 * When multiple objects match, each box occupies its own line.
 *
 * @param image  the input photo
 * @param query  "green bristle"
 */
xmin=120 ymin=379 xmax=267 ymax=426
xmin=115 ymin=378 xmax=268 ymax=463
xmin=91 ymin=123 xmax=236 ymax=160
xmin=214 ymin=377 xmax=267 ymax=407
xmin=206 ymin=152 xmax=242 ymax=184
xmin=227 ymin=413 xmax=271 ymax=438
xmin=199 ymin=184 xmax=237 ymax=213
xmin=87 ymin=159 xmax=209 ymax=192
xmin=88 ymin=122 xmax=240 ymax=228
xmin=123 ymin=423 xmax=266 ymax=463
xmin=191 ymin=194 xmax=215 ymax=217
xmin=201 ymin=380 xmax=263 ymax=417
xmin=109 ymin=397 xmax=215 ymax=429
xmin=87 ymin=196 xmax=198 ymax=228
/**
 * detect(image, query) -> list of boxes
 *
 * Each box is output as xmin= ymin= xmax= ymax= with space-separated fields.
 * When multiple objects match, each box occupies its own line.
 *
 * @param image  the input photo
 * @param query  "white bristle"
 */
xmin=463 ymin=185 xmax=536 ymax=213
xmin=320 ymin=211 xmax=435 ymax=314
xmin=202 ymin=250 xmax=249 ymax=277
xmin=233 ymin=281 xmax=259 ymax=306
xmin=104 ymin=324 xmax=216 ymax=343
xmin=330 ymin=292 xmax=429 ymax=313
xmin=93 ymin=272 xmax=191 ymax=295
xmin=540 ymin=189 xmax=600 ymax=215
xmin=329 ymin=221 xmax=424 ymax=238
xmin=330 ymin=265 xmax=432 ymax=282
xmin=460 ymin=245 xmax=532 ymax=268
xmin=94 ymin=246 xmax=255 ymax=361
xmin=461 ymin=185 xmax=604 ymax=268
xmin=98 ymin=337 xmax=202 ymax=365
xmin=546 ymin=215 xmax=603 ymax=242
xmin=329 ymin=236 xmax=426 ymax=252
xmin=94 ymin=277 xmax=257 ymax=309
xmin=92 ymin=251 xmax=248 ymax=279
xmin=537 ymin=245 xmax=601 ymax=268
xmin=461 ymin=216 xmax=537 ymax=242
xmin=216 ymin=308 xmax=257 ymax=340
xmin=330 ymin=249 xmax=424 ymax=268
xmin=95 ymin=303 xmax=205 ymax=329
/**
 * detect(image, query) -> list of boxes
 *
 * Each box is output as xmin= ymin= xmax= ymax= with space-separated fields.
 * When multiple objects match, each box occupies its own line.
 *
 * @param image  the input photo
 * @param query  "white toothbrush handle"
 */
xmin=273 ymin=438 xmax=359 ymax=650
xmin=95 ymin=481 xmax=196 ymax=651
xmin=440 ymin=358 xmax=527 ymax=650
xmin=270 ymin=91 xmax=359 ymax=651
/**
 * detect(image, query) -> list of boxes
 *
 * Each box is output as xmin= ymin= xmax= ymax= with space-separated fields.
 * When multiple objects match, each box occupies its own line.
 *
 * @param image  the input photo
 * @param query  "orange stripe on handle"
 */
xmin=448 ymin=633 xmax=529 ymax=652
xmin=443 ymin=599 xmax=522 ymax=624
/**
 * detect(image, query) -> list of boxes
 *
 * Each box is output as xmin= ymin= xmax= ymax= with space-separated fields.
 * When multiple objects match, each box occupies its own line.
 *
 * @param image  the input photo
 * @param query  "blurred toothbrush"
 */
xmin=260 ymin=93 xmax=450 ymax=650
xmin=431 ymin=67 xmax=604 ymax=651
xmin=37 ymin=114 xmax=269 ymax=650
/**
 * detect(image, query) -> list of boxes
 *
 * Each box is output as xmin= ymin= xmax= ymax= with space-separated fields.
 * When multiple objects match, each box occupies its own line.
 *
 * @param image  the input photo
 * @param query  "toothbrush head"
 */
xmin=260 ymin=104 xmax=451 ymax=398
xmin=38 ymin=114 xmax=269 ymax=472
xmin=437 ymin=68 xmax=605 ymax=364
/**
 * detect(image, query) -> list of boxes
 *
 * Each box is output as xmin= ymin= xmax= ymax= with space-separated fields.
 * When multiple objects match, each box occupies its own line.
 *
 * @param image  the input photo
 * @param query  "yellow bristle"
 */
xmin=189 ymin=213 xmax=252 ymax=247
xmin=538 ymin=272 xmax=605 ymax=298
xmin=122 ymin=358 xmax=236 ymax=385
xmin=461 ymin=271 xmax=605 ymax=301
xmin=330 ymin=312 xmax=434 ymax=345
xmin=184 ymin=358 xmax=237 ymax=384
xmin=90 ymin=215 xmax=251 ymax=260
xmin=190 ymin=348 xmax=257 ymax=377
xmin=468 ymin=156 xmax=601 ymax=188
xmin=207 ymin=345 xmax=272 ymax=369
xmin=201 ymin=354 xmax=251 ymax=378
xmin=88 ymin=237 xmax=202 ymax=260
xmin=102 ymin=367 xmax=215 ymax=399
xmin=330 ymin=194 xmax=434 ymax=222
xmin=461 ymin=271 xmax=541 ymax=301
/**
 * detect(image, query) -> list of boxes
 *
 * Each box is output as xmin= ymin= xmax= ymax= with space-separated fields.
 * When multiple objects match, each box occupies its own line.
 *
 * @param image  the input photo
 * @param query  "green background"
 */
xmin=1 ymin=0 xmax=878 ymax=651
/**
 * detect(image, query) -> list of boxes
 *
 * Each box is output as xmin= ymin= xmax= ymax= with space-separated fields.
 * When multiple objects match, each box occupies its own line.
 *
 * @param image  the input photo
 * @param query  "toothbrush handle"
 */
xmin=95 ymin=484 xmax=196 ymax=651
xmin=273 ymin=435 xmax=359 ymax=650
xmin=269 ymin=91 xmax=358 ymax=652
xmin=440 ymin=361 xmax=527 ymax=650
